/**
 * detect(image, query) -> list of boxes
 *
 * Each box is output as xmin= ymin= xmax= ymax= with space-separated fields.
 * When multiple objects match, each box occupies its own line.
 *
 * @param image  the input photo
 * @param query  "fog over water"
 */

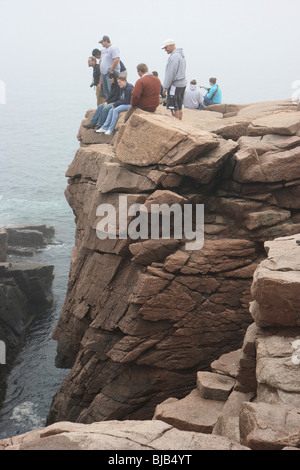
xmin=1 ymin=0 xmax=300 ymax=106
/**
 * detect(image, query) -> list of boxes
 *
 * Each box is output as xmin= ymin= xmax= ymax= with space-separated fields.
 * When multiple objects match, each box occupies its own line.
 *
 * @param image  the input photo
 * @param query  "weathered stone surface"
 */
xmin=232 ymin=145 xmax=300 ymax=184
xmin=240 ymin=402 xmax=300 ymax=450
xmin=115 ymin=112 xmax=219 ymax=166
xmin=212 ymin=391 xmax=254 ymax=442
xmin=238 ymin=99 xmax=298 ymax=117
xmin=251 ymin=234 xmax=300 ymax=327
xmin=210 ymin=349 xmax=242 ymax=378
xmin=243 ymin=209 xmax=291 ymax=231
xmin=0 ymin=420 xmax=248 ymax=450
xmin=196 ymin=372 xmax=236 ymax=401
xmin=169 ymin=138 xmax=238 ymax=184
xmin=153 ymin=389 xmax=225 ymax=433
xmin=256 ymin=335 xmax=300 ymax=406
xmin=66 ymin=144 xmax=115 ymax=180
xmin=96 ymin=161 xmax=156 ymax=193
xmin=247 ymin=111 xmax=300 ymax=136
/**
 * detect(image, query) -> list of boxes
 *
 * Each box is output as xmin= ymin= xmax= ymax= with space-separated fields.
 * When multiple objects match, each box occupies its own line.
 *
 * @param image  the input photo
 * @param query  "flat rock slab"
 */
xmin=210 ymin=349 xmax=242 ymax=378
xmin=247 ymin=111 xmax=300 ymax=136
xmin=0 ymin=420 xmax=248 ymax=450
xmin=153 ymin=389 xmax=225 ymax=433
xmin=240 ymin=402 xmax=300 ymax=450
xmin=196 ymin=372 xmax=236 ymax=401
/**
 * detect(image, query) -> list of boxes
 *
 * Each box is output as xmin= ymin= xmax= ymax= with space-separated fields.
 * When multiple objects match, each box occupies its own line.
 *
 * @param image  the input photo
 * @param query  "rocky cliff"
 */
xmin=44 ymin=99 xmax=300 ymax=429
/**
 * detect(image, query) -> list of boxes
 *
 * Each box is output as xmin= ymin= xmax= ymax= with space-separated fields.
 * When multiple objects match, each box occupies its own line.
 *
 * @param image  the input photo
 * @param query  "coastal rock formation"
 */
xmin=0 ymin=225 xmax=55 ymax=403
xmin=46 ymin=99 xmax=300 ymax=429
xmin=0 ymin=419 xmax=247 ymax=450
xmin=152 ymin=234 xmax=300 ymax=450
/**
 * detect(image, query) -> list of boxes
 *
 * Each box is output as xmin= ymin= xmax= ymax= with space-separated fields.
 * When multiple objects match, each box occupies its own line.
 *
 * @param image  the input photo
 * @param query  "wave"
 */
xmin=10 ymin=402 xmax=44 ymax=431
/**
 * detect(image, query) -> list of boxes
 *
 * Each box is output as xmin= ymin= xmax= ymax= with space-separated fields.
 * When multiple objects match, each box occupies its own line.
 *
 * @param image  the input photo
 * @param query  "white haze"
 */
xmin=0 ymin=0 xmax=300 ymax=108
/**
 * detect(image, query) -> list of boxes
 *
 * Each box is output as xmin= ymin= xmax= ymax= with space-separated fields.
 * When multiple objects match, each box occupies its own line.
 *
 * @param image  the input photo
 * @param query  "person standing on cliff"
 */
xmin=98 ymin=35 xmax=121 ymax=99
xmin=88 ymin=56 xmax=104 ymax=106
xmin=161 ymin=39 xmax=187 ymax=120
xmin=91 ymin=49 xmax=106 ymax=106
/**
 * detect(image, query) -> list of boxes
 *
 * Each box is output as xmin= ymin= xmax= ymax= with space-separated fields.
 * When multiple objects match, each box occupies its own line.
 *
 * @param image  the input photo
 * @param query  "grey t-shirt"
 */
xmin=100 ymin=45 xmax=121 ymax=75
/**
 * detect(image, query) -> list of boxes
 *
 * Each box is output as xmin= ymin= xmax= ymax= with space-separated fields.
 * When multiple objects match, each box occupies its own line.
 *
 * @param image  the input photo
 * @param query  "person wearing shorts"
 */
xmin=161 ymin=39 xmax=187 ymax=120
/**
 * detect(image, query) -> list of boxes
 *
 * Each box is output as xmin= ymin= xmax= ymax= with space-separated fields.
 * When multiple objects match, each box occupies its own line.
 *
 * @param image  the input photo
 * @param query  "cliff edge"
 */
xmin=46 ymin=100 xmax=300 ymax=426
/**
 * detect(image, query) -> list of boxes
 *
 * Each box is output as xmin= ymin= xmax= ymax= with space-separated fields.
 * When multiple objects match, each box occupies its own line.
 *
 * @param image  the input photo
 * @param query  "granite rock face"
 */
xmin=0 ymin=420 xmax=247 ymax=450
xmin=47 ymin=101 xmax=300 ymax=433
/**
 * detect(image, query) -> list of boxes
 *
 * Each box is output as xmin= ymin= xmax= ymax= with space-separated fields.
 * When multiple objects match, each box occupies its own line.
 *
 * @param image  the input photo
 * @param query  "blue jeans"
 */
xmin=204 ymin=96 xmax=217 ymax=106
xmin=91 ymin=102 xmax=115 ymax=127
xmin=101 ymin=73 xmax=112 ymax=99
xmin=102 ymin=105 xmax=131 ymax=131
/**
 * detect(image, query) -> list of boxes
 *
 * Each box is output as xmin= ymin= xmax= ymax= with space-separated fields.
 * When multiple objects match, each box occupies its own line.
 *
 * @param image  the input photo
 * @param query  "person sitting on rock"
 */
xmin=131 ymin=63 xmax=162 ymax=112
xmin=200 ymin=77 xmax=222 ymax=106
xmin=96 ymin=76 xmax=133 ymax=135
xmin=84 ymin=72 xmax=120 ymax=130
xmin=183 ymin=78 xmax=204 ymax=110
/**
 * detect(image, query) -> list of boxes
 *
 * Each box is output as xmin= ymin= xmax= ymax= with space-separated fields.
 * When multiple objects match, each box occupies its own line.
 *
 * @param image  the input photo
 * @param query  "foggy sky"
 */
xmin=1 ymin=0 xmax=300 ymax=105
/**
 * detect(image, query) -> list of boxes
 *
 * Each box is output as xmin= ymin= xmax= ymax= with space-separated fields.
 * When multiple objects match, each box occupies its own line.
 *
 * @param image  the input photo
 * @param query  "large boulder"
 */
xmin=115 ymin=112 xmax=219 ymax=166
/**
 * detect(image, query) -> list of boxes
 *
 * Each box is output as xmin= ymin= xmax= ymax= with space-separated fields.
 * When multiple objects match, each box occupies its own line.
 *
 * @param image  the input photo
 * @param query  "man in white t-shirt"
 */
xmin=99 ymin=35 xmax=121 ymax=99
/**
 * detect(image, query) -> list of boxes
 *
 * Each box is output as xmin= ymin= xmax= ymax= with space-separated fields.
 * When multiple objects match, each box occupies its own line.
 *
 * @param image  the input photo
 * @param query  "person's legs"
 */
xmin=90 ymin=103 xmax=105 ymax=124
xmin=101 ymin=73 xmax=111 ymax=99
xmin=101 ymin=107 xmax=114 ymax=130
xmin=203 ymin=96 xmax=215 ymax=106
xmin=97 ymin=103 xmax=114 ymax=127
xmin=106 ymin=105 xmax=131 ymax=131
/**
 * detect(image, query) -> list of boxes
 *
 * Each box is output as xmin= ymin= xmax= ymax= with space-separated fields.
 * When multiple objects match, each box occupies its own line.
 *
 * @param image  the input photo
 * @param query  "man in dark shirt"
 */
xmin=88 ymin=56 xmax=103 ymax=105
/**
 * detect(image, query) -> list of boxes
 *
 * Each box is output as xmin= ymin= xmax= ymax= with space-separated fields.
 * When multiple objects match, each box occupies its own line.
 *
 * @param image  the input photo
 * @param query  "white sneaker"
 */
xmin=105 ymin=130 xmax=112 ymax=136
xmin=95 ymin=128 xmax=106 ymax=133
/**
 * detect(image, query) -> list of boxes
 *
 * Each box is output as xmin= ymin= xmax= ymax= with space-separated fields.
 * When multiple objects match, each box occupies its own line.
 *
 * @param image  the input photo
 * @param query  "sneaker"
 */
xmin=83 ymin=123 xmax=96 ymax=129
xmin=105 ymin=130 xmax=112 ymax=136
xmin=95 ymin=128 xmax=106 ymax=133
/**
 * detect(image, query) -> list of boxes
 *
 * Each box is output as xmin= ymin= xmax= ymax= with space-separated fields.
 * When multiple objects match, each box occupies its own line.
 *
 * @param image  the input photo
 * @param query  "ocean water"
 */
xmin=0 ymin=72 xmax=96 ymax=438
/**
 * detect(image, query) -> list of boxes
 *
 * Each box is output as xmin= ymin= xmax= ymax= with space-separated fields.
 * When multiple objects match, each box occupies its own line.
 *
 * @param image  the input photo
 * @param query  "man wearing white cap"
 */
xmin=161 ymin=39 xmax=187 ymax=120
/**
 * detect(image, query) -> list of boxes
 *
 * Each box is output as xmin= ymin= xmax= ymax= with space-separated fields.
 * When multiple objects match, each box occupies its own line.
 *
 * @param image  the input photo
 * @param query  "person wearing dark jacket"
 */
xmin=88 ymin=56 xmax=103 ymax=105
xmin=84 ymin=73 xmax=120 ymax=130
xmin=97 ymin=76 xmax=134 ymax=135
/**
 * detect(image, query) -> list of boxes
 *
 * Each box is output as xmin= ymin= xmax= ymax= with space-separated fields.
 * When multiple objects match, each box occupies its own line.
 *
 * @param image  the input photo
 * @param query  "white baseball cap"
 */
xmin=161 ymin=39 xmax=175 ymax=49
